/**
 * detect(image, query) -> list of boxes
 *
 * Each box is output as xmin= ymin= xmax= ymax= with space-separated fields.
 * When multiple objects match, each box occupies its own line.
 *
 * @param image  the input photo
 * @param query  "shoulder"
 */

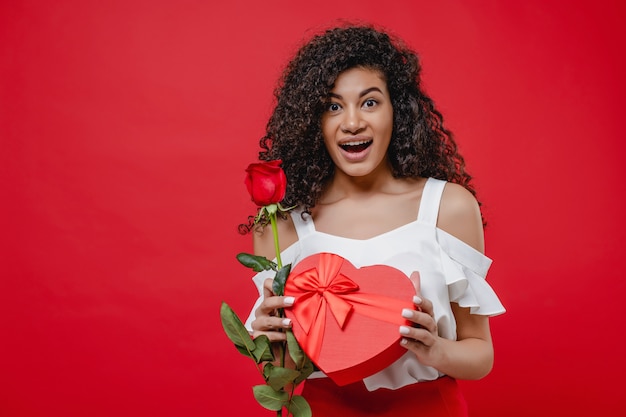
xmin=437 ymin=182 xmax=485 ymax=253
xmin=252 ymin=212 xmax=299 ymax=259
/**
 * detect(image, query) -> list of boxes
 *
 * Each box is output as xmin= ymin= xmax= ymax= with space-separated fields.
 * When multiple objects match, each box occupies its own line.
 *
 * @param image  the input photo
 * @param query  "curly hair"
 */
xmin=252 ymin=24 xmax=479 ymax=225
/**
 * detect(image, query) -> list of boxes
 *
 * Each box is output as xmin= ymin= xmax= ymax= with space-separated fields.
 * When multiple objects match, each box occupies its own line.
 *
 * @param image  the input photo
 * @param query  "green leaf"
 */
xmin=287 ymin=395 xmax=312 ymax=417
xmin=264 ymin=365 xmax=301 ymax=391
xmin=272 ymin=263 xmax=291 ymax=296
xmin=286 ymin=331 xmax=305 ymax=367
xmin=252 ymin=335 xmax=274 ymax=363
xmin=220 ymin=302 xmax=255 ymax=353
xmin=234 ymin=344 xmax=254 ymax=359
xmin=252 ymin=384 xmax=288 ymax=411
xmin=286 ymin=330 xmax=315 ymax=384
xmin=294 ymin=359 xmax=314 ymax=385
xmin=236 ymin=253 xmax=276 ymax=272
xmin=262 ymin=362 xmax=275 ymax=381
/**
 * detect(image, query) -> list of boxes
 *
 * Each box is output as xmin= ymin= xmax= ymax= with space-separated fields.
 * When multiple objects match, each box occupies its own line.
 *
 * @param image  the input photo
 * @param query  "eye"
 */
xmin=327 ymin=102 xmax=341 ymax=112
xmin=363 ymin=99 xmax=378 ymax=108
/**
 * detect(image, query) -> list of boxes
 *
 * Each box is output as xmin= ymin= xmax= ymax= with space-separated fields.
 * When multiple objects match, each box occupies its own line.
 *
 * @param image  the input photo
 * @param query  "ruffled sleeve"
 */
xmin=437 ymin=228 xmax=505 ymax=316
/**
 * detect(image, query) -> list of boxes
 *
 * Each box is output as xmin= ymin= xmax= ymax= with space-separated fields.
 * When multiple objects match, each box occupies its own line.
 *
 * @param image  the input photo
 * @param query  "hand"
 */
xmin=399 ymin=272 xmax=445 ymax=368
xmin=250 ymin=278 xmax=294 ymax=342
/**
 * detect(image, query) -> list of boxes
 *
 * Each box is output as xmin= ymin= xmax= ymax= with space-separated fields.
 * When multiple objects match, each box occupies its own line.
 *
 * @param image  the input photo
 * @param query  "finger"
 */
xmin=413 ymin=295 xmax=434 ymax=316
xmin=251 ymin=315 xmax=292 ymax=332
xmin=410 ymin=271 xmax=421 ymax=295
xmin=415 ymin=311 xmax=437 ymax=333
xmin=263 ymin=278 xmax=275 ymax=298
xmin=252 ymin=330 xmax=288 ymax=342
xmin=400 ymin=336 xmax=435 ymax=355
xmin=255 ymin=295 xmax=295 ymax=316
xmin=402 ymin=308 xmax=437 ymax=334
xmin=399 ymin=326 xmax=437 ymax=347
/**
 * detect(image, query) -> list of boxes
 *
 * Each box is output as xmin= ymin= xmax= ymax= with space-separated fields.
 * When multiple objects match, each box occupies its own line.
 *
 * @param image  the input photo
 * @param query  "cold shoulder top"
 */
xmin=245 ymin=178 xmax=505 ymax=391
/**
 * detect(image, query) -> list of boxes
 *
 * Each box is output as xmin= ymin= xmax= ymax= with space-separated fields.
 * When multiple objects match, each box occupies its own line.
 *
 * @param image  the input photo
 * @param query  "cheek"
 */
xmin=375 ymin=112 xmax=394 ymax=139
xmin=321 ymin=119 xmax=335 ymax=147
xmin=320 ymin=117 xmax=328 ymax=137
xmin=323 ymin=138 xmax=339 ymax=165
xmin=385 ymin=108 xmax=394 ymax=132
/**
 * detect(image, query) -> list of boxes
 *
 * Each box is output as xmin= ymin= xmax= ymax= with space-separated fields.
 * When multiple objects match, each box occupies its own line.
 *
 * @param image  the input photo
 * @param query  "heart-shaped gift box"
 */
xmin=284 ymin=252 xmax=416 ymax=386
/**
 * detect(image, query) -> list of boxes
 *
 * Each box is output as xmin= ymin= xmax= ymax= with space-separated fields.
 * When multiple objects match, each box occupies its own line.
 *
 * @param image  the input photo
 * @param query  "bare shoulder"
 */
xmin=252 ymin=212 xmax=299 ymax=259
xmin=437 ymin=182 xmax=485 ymax=253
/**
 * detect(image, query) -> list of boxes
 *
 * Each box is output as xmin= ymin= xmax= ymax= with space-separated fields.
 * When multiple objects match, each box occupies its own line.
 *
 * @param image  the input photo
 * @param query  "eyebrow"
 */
xmin=328 ymin=87 xmax=384 ymax=99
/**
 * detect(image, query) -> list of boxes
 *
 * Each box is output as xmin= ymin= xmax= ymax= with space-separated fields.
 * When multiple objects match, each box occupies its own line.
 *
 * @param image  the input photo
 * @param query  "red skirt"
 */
xmin=301 ymin=376 xmax=468 ymax=417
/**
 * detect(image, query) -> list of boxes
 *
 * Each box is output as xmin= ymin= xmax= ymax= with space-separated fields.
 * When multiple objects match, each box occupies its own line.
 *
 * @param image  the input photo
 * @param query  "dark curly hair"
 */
xmin=243 ymin=24 xmax=480 ymax=232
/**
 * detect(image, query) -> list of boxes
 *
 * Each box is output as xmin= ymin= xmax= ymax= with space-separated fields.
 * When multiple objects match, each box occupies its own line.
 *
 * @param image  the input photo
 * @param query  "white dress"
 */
xmin=245 ymin=178 xmax=505 ymax=391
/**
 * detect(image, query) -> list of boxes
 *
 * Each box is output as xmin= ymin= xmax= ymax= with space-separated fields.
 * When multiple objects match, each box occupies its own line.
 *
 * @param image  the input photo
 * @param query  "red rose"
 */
xmin=244 ymin=160 xmax=287 ymax=206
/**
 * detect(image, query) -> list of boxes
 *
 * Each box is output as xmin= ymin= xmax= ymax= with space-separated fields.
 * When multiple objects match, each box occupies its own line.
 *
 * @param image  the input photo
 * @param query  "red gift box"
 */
xmin=284 ymin=252 xmax=416 ymax=386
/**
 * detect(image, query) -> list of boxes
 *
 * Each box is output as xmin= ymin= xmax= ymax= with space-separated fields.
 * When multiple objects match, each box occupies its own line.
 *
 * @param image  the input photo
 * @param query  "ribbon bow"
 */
xmin=289 ymin=253 xmax=360 ymax=334
xmin=285 ymin=253 xmax=410 ymax=362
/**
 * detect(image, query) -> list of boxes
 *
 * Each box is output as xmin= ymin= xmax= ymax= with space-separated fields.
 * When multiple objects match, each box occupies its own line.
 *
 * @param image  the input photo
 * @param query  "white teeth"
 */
xmin=341 ymin=140 xmax=371 ymax=146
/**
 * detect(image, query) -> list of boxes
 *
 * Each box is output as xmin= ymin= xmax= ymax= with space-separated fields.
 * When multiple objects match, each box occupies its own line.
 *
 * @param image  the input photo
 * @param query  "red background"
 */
xmin=1 ymin=1 xmax=625 ymax=416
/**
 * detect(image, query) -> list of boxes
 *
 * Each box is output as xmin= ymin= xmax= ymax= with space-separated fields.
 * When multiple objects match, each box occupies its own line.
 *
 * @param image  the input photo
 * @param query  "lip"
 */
xmin=338 ymin=135 xmax=373 ymax=162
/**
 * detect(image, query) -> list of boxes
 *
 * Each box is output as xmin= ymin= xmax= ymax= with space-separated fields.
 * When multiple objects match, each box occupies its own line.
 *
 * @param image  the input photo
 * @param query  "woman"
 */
xmin=244 ymin=24 xmax=505 ymax=416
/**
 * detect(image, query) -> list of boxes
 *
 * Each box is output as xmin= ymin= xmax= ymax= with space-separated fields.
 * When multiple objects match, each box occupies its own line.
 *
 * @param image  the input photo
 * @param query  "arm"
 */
xmin=400 ymin=183 xmax=494 ymax=380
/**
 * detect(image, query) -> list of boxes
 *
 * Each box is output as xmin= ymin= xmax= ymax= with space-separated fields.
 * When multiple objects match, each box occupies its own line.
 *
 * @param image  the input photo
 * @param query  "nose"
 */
xmin=340 ymin=107 xmax=365 ymax=133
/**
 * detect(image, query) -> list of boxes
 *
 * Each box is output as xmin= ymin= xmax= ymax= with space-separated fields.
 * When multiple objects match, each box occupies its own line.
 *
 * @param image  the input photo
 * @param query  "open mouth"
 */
xmin=339 ymin=140 xmax=373 ymax=153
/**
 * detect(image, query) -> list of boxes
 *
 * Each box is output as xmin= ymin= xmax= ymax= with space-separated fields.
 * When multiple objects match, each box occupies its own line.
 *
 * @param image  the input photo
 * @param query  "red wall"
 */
xmin=1 ymin=1 xmax=624 ymax=416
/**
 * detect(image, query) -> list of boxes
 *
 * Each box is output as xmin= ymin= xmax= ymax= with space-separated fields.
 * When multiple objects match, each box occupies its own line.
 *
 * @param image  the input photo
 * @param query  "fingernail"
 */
xmin=400 ymin=338 xmax=408 ymax=345
xmin=401 ymin=308 xmax=413 ymax=318
xmin=413 ymin=296 xmax=422 ymax=305
xmin=284 ymin=296 xmax=295 ymax=306
xmin=282 ymin=318 xmax=292 ymax=327
xmin=399 ymin=325 xmax=410 ymax=335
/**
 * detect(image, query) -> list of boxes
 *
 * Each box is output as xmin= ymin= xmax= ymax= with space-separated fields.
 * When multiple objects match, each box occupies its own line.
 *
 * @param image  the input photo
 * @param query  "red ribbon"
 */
xmin=285 ymin=253 xmax=409 ymax=362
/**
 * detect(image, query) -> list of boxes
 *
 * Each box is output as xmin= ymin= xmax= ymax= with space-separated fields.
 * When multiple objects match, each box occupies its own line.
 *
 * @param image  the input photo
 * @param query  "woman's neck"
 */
xmin=321 ymin=163 xmax=401 ymax=203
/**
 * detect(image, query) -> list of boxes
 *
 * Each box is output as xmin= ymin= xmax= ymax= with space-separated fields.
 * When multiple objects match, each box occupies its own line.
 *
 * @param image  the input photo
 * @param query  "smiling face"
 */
xmin=321 ymin=67 xmax=394 ymax=181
